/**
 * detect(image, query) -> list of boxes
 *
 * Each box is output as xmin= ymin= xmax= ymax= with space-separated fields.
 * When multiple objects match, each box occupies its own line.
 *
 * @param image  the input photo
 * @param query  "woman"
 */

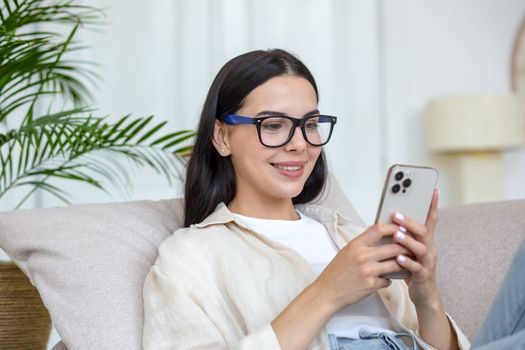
xmin=142 ymin=49 xmax=522 ymax=349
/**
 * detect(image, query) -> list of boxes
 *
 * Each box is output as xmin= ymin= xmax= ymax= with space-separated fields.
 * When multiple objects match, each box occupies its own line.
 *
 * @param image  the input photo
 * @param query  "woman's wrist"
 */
xmin=411 ymin=284 xmax=442 ymax=310
xmin=416 ymin=298 xmax=460 ymax=350
xmin=415 ymin=298 xmax=444 ymax=322
xmin=307 ymin=278 xmax=341 ymax=316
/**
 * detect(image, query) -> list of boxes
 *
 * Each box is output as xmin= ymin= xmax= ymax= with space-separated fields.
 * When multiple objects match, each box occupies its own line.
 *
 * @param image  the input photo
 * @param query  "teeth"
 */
xmin=274 ymin=164 xmax=302 ymax=171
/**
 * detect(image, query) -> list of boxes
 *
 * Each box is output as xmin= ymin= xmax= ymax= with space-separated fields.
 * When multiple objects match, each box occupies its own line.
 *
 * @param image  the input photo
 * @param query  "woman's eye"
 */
xmin=262 ymin=123 xmax=283 ymax=131
xmin=305 ymin=122 xmax=318 ymax=130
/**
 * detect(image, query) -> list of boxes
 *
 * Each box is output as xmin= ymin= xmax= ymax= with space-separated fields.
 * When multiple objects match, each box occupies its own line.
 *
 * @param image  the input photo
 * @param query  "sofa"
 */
xmin=0 ymin=176 xmax=524 ymax=349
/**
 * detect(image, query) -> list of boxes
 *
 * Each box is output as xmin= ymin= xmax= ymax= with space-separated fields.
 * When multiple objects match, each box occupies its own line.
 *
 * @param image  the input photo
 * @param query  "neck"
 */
xmin=228 ymin=196 xmax=299 ymax=220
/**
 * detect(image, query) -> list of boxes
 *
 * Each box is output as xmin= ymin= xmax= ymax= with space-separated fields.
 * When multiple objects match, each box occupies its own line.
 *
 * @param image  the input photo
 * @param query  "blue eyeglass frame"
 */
xmin=223 ymin=114 xmax=337 ymax=148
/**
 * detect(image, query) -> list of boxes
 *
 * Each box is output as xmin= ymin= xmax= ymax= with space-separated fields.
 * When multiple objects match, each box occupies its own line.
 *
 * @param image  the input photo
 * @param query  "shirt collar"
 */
xmin=194 ymin=202 xmax=363 ymax=249
xmin=194 ymin=202 xmax=236 ymax=228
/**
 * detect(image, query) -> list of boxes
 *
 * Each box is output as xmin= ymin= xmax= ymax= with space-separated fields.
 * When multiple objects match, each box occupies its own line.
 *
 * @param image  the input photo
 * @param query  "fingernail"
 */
xmin=397 ymin=255 xmax=406 ymax=264
xmin=395 ymin=212 xmax=404 ymax=221
xmin=395 ymin=231 xmax=406 ymax=240
xmin=399 ymin=226 xmax=407 ymax=233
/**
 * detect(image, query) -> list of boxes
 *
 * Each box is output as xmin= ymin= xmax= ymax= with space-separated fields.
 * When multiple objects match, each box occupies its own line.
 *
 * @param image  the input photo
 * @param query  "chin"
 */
xmin=273 ymin=183 xmax=306 ymax=200
xmin=263 ymin=169 xmax=313 ymax=200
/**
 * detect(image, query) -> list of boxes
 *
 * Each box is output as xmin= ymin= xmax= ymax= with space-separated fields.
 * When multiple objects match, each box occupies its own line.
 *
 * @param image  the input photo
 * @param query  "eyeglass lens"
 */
xmin=259 ymin=116 xmax=332 ymax=146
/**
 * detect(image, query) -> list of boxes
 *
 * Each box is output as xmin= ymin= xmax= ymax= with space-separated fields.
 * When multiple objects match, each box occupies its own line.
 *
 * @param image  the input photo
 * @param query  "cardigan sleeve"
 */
xmin=446 ymin=313 xmax=471 ymax=350
xmin=142 ymin=262 xmax=283 ymax=350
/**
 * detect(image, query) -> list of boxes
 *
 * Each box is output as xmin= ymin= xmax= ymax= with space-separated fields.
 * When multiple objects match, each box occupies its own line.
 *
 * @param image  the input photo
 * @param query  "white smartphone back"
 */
xmin=375 ymin=164 xmax=438 ymax=225
xmin=375 ymin=164 xmax=438 ymax=279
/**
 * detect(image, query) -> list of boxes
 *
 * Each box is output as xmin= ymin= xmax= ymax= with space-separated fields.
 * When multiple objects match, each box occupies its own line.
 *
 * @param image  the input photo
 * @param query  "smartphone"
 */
xmin=375 ymin=164 xmax=439 ymax=279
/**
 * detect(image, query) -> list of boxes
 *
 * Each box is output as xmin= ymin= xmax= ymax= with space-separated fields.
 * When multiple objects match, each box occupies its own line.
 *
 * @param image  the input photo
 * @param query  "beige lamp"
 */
xmin=425 ymin=94 xmax=525 ymax=204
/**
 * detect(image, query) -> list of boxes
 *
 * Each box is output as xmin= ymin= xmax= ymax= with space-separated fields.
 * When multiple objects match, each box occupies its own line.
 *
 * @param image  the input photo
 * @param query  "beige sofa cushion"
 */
xmin=1 ymin=199 xmax=183 ymax=349
xmin=435 ymin=199 xmax=525 ymax=340
xmin=0 ymin=175 xmax=361 ymax=349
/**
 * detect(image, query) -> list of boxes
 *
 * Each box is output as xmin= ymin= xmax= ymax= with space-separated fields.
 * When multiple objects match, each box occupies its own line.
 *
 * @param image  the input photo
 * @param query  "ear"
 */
xmin=212 ymin=119 xmax=232 ymax=157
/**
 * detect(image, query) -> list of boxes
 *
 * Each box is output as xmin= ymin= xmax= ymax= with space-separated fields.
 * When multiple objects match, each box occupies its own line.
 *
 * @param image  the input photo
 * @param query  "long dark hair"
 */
xmin=184 ymin=49 xmax=327 ymax=227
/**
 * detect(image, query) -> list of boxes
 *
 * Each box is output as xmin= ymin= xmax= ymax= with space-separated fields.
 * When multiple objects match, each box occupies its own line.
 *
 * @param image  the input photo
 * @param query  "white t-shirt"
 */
xmin=233 ymin=211 xmax=395 ymax=339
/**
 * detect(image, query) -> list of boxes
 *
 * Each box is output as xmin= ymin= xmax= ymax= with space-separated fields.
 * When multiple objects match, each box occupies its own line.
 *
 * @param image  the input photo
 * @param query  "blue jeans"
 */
xmin=327 ymin=329 xmax=418 ymax=350
xmin=471 ymin=239 xmax=525 ymax=349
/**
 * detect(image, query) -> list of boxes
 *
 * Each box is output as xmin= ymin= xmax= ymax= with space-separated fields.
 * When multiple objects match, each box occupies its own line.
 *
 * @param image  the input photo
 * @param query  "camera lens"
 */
xmin=392 ymin=184 xmax=401 ymax=193
xmin=395 ymin=171 xmax=404 ymax=181
xmin=403 ymin=179 xmax=412 ymax=188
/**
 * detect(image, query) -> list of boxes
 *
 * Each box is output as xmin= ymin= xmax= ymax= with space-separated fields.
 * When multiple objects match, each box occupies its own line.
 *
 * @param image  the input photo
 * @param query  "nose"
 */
xmin=283 ymin=126 xmax=307 ymax=152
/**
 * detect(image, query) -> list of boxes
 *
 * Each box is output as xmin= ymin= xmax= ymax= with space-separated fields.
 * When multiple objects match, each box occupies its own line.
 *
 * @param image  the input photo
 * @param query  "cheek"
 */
xmin=307 ymin=147 xmax=322 ymax=163
xmin=229 ymin=128 xmax=260 ymax=154
xmin=230 ymin=133 xmax=278 ymax=168
xmin=305 ymin=148 xmax=322 ymax=176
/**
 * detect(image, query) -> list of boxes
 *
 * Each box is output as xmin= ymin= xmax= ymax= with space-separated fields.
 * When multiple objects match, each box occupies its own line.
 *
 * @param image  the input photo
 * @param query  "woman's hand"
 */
xmin=272 ymin=223 xmax=409 ymax=350
xmin=390 ymin=188 xmax=441 ymax=308
xmin=273 ymin=190 xmax=459 ymax=350
xmin=315 ymin=223 xmax=411 ymax=311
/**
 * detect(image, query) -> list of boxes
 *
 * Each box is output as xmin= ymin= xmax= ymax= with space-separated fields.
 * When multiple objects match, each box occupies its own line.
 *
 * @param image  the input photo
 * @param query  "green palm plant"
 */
xmin=0 ymin=0 xmax=194 ymax=209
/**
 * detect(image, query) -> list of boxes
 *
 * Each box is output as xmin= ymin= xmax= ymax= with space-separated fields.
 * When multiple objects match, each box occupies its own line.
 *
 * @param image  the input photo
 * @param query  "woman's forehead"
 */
xmin=239 ymin=75 xmax=317 ymax=114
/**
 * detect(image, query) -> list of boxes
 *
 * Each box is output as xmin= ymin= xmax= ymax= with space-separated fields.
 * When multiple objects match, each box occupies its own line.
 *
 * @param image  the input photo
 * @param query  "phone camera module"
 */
xmin=392 ymin=184 xmax=401 ymax=193
xmin=394 ymin=171 xmax=404 ymax=181
xmin=402 ymin=179 xmax=412 ymax=188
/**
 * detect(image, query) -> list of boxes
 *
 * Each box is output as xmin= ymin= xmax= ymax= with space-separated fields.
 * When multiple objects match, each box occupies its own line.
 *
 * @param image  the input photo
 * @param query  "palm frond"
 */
xmin=0 ymin=110 xmax=194 ymax=207
xmin=1 ymin=0 xmax=195 ymax=208
xmin=0 ymin=0 xmax=103 ymax=123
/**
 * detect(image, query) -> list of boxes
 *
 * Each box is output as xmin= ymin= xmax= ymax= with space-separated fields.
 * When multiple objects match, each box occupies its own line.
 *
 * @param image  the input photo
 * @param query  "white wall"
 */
xmin=5 ymin=1 xmax=524 ymax=224
xmin=90 ymin=0 xmax=525 ymax=219
xmin=16 ymin=0 xmax=387 ymax=224
xmin=0 ymin=0 xmax=525 ymax=216
xmin=381 ymin=0 xmax=525 ymax=211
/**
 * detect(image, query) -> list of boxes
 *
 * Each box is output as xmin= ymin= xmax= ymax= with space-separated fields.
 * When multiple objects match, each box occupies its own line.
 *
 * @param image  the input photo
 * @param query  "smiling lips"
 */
xmin=271 ymin=161 xmax=306 ymax=178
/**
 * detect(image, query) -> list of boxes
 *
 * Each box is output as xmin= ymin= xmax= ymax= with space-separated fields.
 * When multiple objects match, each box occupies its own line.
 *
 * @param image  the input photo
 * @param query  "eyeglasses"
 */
xmin=223 ymin=114 xmax=337 ymax=148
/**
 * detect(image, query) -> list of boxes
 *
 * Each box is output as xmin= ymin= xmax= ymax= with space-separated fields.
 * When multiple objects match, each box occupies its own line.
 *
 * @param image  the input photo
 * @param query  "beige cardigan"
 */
xmin=143 ymin=203 xmax=470 ymax=349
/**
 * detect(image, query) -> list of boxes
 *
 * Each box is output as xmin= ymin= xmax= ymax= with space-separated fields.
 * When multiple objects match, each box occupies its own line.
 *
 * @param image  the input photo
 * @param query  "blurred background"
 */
xmin=2 ymin=0 xmax=525 ymax=224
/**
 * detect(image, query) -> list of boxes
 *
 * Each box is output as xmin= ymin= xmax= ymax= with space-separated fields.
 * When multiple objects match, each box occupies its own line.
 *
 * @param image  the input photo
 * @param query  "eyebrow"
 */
xmin=255 ymin=109 xmax=320 ymax=118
